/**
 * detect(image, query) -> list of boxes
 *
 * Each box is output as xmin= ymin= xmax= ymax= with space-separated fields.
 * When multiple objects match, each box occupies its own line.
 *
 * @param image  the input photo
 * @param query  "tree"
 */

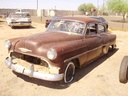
xmin=78 ymin=3 xmax=96 ymax=15
xmin=78 ymin=4 xmax=87 ymax=14
xmin=86 ymin=3 xmax=96 ymax=12
xmin=107 ymin=0 xmax=128 ymax=22
xmin=100 ymin=4 xmax=109 ymax=15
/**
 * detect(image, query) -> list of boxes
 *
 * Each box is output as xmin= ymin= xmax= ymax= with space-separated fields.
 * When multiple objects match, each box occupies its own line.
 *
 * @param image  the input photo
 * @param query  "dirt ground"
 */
xmin=0 ymin=19 xmax=128 ymax=96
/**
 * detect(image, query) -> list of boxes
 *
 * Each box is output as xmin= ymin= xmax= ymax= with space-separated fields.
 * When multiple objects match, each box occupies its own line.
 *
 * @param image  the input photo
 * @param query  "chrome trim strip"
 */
xmin=19 ymin=48 xmax=32 ymax=53
xmin=64 ymin=44 xmax=110 ymax=63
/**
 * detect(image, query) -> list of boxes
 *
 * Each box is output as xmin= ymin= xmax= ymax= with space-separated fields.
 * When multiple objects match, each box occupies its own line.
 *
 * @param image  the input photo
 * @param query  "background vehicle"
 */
xmin=119 ymin=56 xmax=128 ymax=83
xmin=45 ymin=16 xmax=62 ymax=28
xmin=45 ymin=19 xmax=51 ymax=28
xmin=6 ymin=12 xmax=31 ymax=28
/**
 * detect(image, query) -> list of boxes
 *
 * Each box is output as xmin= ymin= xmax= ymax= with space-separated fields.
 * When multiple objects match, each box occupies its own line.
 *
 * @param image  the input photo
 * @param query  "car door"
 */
xmin=85 ymin=22 xmax=103 ymax=63
xmin=97 ymin=23 xmax=110 ymax=45
xmin=97 ymin=23 xmax=111 ymax=54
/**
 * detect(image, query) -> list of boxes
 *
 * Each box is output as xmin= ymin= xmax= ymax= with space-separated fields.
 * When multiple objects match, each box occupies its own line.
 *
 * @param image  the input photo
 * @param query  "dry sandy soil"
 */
xmin=0 ymin=19 xmax=128 ymax=96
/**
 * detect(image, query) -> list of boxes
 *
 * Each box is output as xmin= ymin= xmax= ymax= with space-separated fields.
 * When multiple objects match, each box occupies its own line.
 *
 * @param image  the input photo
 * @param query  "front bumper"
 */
xmin=10 ymin=22 xmax=31 ymax=27
xmin=5 ymin=57 xmax=64 ymax=81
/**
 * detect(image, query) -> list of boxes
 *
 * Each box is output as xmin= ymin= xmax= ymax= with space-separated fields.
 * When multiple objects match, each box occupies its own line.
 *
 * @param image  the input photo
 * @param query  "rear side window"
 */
xmin=98 ymin=24 xmax=105 ymax=33
xmin=99 ymin=17 xmax=106 ymax=22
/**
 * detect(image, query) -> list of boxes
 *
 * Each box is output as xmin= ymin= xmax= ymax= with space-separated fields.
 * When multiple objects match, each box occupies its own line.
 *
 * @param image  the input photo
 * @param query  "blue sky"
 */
xmin=0 ymin=0 xmax=106 ymax=10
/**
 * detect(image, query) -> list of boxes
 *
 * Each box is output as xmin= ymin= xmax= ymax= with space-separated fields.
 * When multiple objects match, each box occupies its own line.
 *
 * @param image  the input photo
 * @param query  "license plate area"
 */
xmin=14 ymin=64 xmax=25 ymax=73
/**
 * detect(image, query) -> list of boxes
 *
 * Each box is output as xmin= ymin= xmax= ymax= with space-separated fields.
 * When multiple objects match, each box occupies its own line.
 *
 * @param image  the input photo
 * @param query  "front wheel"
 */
xmin=119 ymin=56 xmax=128 ymax=83
xmin=111 ymin=44 xmax=116 ymax=50
xmin=64 ymin=62 xmax=75 ymax=83
xmin=11 ymin=26 xmax=15 ymax=29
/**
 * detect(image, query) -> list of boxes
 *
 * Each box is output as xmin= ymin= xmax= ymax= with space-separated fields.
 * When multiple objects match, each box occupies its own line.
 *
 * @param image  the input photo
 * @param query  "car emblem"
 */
xmin=19 ymin=48 xmax=32 ymax=53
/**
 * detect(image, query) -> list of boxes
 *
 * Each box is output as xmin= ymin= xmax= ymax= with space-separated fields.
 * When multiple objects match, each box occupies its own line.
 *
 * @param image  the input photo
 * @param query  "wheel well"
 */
xmin=72 ymin=58 xmax=80 ymax=68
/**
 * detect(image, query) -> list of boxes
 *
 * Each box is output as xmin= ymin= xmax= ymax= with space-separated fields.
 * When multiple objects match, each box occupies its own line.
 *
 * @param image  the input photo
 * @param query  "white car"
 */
xmin=6 ymin=13 xmax=31 ymax=28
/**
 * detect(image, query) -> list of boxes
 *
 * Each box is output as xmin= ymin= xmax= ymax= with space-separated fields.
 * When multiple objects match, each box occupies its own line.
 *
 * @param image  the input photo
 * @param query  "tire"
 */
xmin=119 ymin=56 xmax=128 ymax=83
xmin=64 ymin=62 xmax=75 ymax=83
xmin=106 ymin=25 xmax=108 ymax=29
xmin=111 ymin=44 xmax=116 ymax=50
xmin=11 ymin=26 xmax=15 ymax=29
xmin=103 ymin=46 xmax=108 ymax=54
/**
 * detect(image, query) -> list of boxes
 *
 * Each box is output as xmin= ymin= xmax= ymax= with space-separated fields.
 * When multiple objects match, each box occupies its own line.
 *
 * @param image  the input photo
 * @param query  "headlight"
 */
xmin=47 ymin=48 xmax=57 ymax=60
xmin=5 ymin=40 xmax=11 ymax=49
xmin=11 ymin=19 xmax=16 ymax=22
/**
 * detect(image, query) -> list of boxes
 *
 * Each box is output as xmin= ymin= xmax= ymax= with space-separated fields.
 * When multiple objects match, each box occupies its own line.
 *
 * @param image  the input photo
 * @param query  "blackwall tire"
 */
xmin=11 ymin=26 xmax=15 ymax=29
xmin=111 ymin=44 xmax=116 ymax=50
xmin=64 ymin=62 xmax=75 ymax=83
xmin=119 ymin=56 xmax=128 ymax=83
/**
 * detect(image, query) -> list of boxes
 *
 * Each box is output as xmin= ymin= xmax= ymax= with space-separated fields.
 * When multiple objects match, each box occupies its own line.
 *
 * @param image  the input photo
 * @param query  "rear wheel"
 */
xmin=64 ymin=62 xmax=75 ymax=83
xmin=103 ymin=46 xmax=109 ymax=54
xmin=119 ymin=56 xmax=128 ymax=83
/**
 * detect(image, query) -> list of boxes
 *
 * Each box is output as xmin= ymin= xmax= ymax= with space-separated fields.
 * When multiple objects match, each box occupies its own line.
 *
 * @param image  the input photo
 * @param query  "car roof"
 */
xmin=87 ymin=16 xmax=104 ymax=18
xmin=9 ymin=13 xmax=29 ymax=15
xmin=54 ymin=16 xmax=102 ymax=24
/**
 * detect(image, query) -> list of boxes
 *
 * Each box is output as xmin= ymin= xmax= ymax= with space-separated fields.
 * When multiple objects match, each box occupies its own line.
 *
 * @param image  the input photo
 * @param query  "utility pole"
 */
xmin=97 ymin=0 xmax=99 ymax=15
xmin=55 ymin=6 xmax=56 ymax=16
xmin=103 ymin=0 xmax=104 ymax=15
xmin=37 ymin=0 xmax=38 ymax=9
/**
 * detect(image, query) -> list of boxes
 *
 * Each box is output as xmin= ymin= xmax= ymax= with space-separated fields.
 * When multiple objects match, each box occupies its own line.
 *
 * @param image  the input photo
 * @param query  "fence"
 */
xmin=0 ymin=8 xmax=83 ymax=16
xmin=0 ymin=8 xmax=84 ymax=23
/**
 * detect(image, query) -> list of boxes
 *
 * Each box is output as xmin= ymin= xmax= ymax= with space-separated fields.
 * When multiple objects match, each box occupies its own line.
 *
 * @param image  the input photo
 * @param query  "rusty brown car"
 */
xmin=5 ymin=17 xmax=116 ymax=83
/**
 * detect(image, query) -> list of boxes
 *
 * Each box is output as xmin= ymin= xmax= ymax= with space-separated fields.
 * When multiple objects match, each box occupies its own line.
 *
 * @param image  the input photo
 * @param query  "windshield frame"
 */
xmin=46 ymin=19 xmax=86 ymax=35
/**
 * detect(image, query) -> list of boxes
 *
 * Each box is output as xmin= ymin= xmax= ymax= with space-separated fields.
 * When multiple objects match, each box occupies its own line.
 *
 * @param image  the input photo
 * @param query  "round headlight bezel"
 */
xmin=5 ymin=40 xmax=11 ymax=49
xmin=47 ymin=48 xmax=57 ymax=60
xmin=11 ymin=19 xmax=16 ymax=22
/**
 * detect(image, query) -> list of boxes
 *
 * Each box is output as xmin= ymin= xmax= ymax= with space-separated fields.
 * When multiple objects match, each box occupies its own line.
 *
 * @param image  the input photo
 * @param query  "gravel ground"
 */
xmin=0 ymin=18 xmax=128 ymax=96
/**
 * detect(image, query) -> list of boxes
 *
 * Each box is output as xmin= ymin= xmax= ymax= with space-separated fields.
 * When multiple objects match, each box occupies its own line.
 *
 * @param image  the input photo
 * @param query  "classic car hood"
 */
xmin=14 ymin=31 xmax=83 ymax=56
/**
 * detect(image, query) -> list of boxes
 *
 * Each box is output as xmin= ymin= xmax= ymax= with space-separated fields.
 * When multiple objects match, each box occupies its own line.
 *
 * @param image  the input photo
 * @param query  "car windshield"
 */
xmin=9 ymin=13 xmax=30 ymax=18
xmin=47 ymin=20 xmax=85 ymax=35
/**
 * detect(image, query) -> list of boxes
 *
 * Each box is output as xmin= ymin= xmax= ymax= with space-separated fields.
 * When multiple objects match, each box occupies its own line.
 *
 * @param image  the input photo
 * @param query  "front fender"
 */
xmin=51 ymin=40 xmax=88 ymax=63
